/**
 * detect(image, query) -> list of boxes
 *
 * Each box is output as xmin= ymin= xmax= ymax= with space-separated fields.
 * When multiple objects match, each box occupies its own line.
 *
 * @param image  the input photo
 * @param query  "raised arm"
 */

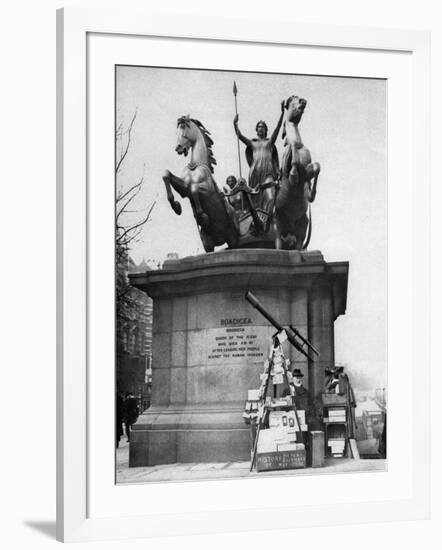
xmin=233 ymin=114 xmax=252 ymax=147
xmin=269 ymin=101 xmax=285 ymax=146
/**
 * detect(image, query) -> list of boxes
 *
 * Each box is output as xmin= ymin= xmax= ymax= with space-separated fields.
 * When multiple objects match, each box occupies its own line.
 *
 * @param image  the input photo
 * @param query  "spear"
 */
xmin=233 ymin=81 xmax=242 ymax=179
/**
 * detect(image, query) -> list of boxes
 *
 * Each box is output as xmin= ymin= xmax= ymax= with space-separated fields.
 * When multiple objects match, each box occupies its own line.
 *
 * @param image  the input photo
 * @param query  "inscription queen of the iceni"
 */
xmin=162 ymin=83 xmax=320 ymax=252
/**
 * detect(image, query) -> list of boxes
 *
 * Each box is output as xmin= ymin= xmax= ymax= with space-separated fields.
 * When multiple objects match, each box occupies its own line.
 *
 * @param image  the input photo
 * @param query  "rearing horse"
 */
xmin=275 ymin=96 xmax=320 ymax=250
xmin=163 ymin=116 xmax=238 ymax=252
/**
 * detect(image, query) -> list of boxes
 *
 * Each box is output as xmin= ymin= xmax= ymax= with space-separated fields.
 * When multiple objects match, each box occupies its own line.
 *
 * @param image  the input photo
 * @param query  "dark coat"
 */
xmin=116 ymin=393 xmax=124 ymax=438
xmin=124 ymin=397 xmax=139 ymax=424
xmin=283 ymin=384 xmax=319 ymax=429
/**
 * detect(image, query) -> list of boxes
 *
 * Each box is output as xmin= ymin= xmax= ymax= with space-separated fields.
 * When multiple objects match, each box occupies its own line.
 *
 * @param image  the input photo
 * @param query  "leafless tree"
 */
xmin=116 ymin=112 xmax=155 ymax=260
xmin=115 ymin=111 xmax=155 ymax=322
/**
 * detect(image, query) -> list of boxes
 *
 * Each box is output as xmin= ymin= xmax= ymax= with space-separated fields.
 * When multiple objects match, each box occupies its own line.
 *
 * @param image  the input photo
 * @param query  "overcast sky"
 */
xmin=116 ymin=66 xmax=387 ymax=387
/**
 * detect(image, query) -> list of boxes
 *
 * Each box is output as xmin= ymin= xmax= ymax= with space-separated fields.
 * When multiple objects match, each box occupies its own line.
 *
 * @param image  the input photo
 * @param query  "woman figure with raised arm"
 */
xmin=233 ymin=101 xmax=285 ymax=191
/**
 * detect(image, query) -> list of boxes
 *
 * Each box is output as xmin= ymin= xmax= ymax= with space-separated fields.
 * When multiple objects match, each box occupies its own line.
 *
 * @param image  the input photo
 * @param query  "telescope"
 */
xmin=245 ymin=291 xmax=319 ymax=361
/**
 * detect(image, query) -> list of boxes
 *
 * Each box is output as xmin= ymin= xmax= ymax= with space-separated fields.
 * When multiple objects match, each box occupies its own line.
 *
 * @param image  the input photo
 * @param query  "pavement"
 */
xmin=116 ymin=439 xmax=386 ymax=484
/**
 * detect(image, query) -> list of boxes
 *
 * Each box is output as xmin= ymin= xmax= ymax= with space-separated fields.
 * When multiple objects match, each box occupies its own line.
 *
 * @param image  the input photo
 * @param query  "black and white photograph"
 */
xmin=115 ymin=65 xmax=387 ymax=483
xmin=2 ymin=0 xmax=438 ymax=545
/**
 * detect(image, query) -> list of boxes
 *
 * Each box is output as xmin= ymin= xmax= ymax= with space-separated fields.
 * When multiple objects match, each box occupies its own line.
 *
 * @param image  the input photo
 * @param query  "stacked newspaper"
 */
xmin=328 ymin=438 xmax=346 ymax=457
xmin=324 ymin=407 xmax=346 ymax=422
xmin=257 ymin=410 xmax=307 ymax=453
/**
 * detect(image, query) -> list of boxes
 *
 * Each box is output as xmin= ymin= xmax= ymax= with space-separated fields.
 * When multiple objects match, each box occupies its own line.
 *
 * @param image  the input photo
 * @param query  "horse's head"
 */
xmin=175 ymin=115 xmax=217 ymax=172
xmin=285 ymin=96 xmax=307 ymax=124
xmin=176 ymin=115 xmax=197 ymax=156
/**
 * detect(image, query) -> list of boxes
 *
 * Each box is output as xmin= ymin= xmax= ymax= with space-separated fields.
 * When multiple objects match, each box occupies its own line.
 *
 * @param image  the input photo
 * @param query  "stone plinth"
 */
xmin=128 ymin=249 xmax=348 ymax=467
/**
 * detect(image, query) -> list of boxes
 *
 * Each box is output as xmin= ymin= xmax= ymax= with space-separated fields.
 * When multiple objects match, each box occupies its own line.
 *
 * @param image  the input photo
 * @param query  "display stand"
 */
xmin=250 ymin=337 xmax=305 ymax=472
xmin=244 ymin=291 xmax=320 ymax=472
xmin=322 ymin=387 xmax=356 ymax=458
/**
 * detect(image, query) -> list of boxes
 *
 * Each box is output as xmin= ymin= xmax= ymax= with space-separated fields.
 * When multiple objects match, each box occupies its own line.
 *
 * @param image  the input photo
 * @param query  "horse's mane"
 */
xmin=177 ymin=115 xmax=217 ymax=173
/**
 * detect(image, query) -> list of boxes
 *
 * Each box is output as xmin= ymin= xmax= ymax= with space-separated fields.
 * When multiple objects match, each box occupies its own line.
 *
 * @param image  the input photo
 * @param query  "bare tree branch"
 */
xmin=116 ymin=177 xmax=144 ymax=222
xmin=115 ymin=110 xmax=137 ymax=173
xmin=115 ymin=110 xmax=157 ymax=353
xmin=116 ymin=177 xmax=143 ymax=205
xmin=116 ymin=201 xmax=156 ymax=246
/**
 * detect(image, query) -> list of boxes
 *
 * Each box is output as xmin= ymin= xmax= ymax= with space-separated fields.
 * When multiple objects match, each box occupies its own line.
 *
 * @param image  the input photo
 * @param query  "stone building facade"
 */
xmin=116 ymin=255 xmax=153 ymax=411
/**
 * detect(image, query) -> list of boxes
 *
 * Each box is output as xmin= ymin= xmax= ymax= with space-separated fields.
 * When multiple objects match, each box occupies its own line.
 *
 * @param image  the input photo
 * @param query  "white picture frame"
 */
xmin=57 ymin=7 xmax=430 ymax=543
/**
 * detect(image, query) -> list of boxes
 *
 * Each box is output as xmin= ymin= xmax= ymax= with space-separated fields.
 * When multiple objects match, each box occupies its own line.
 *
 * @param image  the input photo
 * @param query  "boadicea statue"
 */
xmin=162 ymin=86 xmax=320 ymax=251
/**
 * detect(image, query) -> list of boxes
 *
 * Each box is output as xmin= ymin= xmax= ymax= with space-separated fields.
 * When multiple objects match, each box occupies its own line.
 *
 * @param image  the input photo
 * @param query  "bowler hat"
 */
xmin=292 ymin=368 xmax=304 ymax=378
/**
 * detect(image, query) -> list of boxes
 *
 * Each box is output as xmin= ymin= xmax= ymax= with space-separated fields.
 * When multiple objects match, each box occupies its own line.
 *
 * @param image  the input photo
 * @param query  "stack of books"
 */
xmin=257 ymin=428 xmax=307 ymax=453
xmin=257 ymin=428 xmax=277 ymax=452
xmin=324 ymin=407 xmax=346 ymax=423
xmin=276 ymin=442 xmax=305 ymax=452
xmin=257 ymin=427 xmax=285 ymax=452
xmin=256 ymin=410 xmax=308 ymax=453
xmin=328 ymin=438 xmax=346 ymax=457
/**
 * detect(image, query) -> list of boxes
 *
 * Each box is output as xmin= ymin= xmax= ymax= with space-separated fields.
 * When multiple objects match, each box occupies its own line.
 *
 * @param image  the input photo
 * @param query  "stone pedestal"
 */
xmin=128 ymin=249 xmax=348 ymax=467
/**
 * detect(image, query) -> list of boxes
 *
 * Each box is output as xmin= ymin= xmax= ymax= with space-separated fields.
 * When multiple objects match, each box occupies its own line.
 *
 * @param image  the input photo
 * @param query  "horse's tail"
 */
xmin=302 ymin=203 xmax=312 ymax=250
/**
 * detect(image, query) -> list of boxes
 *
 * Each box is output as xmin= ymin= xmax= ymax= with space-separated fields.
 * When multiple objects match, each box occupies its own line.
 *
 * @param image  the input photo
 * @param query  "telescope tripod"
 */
xmin=250 ymin=335 xmax=304 ymax=472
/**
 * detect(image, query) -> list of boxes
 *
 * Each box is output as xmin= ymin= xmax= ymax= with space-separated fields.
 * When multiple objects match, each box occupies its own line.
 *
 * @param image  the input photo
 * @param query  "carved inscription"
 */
xmin=206 ymin=319 xmax=267 ymax=364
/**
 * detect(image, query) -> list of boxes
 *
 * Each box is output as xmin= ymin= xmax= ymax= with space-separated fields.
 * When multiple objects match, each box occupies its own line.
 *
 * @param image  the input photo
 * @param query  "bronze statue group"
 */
xmin=163 ymin=91 xmax=320 ymax=252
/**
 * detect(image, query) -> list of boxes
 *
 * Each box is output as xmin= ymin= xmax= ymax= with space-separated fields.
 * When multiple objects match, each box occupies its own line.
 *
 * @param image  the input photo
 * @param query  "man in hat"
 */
xmin=284 ymin=368 xmax=319 ymax=430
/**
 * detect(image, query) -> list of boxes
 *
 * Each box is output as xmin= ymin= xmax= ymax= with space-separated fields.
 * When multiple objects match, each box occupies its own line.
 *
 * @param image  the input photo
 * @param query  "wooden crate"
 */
xmin=321 ymin=393 xmax=347 ymax=406
xmin=256 ymin=450 xmax=306 ymax=472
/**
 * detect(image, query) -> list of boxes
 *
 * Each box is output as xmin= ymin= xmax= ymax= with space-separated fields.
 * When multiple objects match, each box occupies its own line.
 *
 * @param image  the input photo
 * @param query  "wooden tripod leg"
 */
xmin=250 ymin=414 xmax=264 ymax=472
xmin=250 ymin=356 xmax=273 ymax=472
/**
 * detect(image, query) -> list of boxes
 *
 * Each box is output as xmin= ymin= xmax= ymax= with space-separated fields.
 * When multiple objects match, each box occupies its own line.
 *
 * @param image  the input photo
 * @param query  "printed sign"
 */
xmin=256 ymin=450 xmax=306 ymax=471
